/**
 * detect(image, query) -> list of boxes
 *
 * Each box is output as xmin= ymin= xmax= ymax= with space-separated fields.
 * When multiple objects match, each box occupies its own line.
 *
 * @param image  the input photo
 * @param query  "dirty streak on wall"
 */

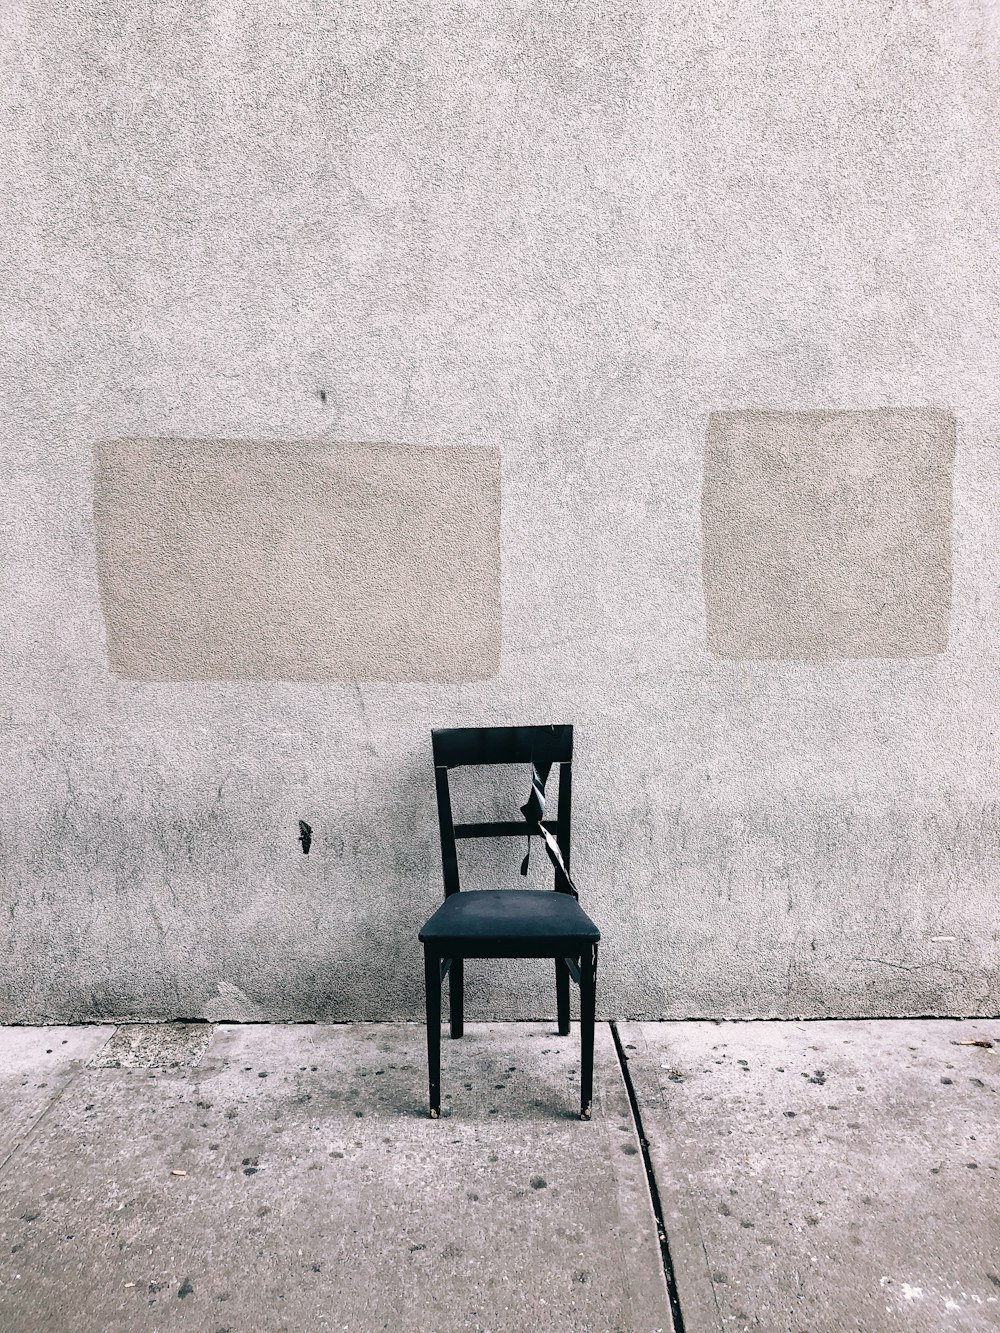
xmin=2 ymin=1 xmax=999 ymax=1022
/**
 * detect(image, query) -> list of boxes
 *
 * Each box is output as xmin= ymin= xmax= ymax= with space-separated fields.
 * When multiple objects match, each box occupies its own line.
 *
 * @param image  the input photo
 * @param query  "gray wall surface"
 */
xmin=3 ymin=0 xmax=999 ymax=1023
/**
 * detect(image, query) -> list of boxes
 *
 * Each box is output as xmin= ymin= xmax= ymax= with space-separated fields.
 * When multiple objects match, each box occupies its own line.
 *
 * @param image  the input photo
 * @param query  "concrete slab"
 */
xmin=0 ymin=1026 xmax=113 ymax=1168
xmin=0 ymin=1022 xmax=672 ymax=1333
xmin=620 ymin=1019 xmax=1000 ymax=1333
xmin=89 ymin=1022 xmax=215 ymax=1069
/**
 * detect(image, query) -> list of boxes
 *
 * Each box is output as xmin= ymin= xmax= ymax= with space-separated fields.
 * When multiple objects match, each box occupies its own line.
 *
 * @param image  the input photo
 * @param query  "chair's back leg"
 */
xmin=579 ymin=943 xmax=597 ymax=1120
xmin=449 ymin=957 xmax=464 ymax=1039
xmin=424 ymin=948 xmax=442 ymax=1118
xmin=555 ymin=958 xmax=571 ymax=1036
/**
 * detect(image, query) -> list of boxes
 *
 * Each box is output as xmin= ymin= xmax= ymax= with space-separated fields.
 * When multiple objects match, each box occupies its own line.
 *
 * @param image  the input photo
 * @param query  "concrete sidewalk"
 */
xmin=620 ymin=1019 xmax=1000 ymax=1333
xmin=0 ymin=1020 xmax=997 ymax=1332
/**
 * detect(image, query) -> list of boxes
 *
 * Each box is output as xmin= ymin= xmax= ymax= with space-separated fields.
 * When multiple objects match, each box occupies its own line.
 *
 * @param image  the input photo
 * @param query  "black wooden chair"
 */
xmin=418 ymin=724 xmax=601 ymax=1120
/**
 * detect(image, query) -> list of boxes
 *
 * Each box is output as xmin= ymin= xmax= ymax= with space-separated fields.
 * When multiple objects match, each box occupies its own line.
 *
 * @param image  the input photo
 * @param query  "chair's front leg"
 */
xmin=579 ymin=943 xmax=597 ymax=1120
xmin=424 ymin=948 xmax=442 ymax=1118
xmin=555 ymin=958 xmax=570 ymax=1036
xmin=449 ymin=957 xmax=464 ymax=1039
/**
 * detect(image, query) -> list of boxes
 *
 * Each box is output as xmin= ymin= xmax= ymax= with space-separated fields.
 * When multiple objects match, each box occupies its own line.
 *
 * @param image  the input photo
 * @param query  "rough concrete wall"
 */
xmin=2 ymin=0 xmax=999 ymax=1023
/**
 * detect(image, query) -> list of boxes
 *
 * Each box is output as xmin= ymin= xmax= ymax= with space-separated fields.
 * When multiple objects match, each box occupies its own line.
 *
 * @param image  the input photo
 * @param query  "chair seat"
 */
xmin=419 ymin=890 xmax=600 ymax=957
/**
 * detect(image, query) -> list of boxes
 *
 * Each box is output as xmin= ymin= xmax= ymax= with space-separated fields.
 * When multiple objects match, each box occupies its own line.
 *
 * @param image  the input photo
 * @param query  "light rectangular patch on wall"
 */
xmin=93 ymin=440 xmax=501 ymax=682
xmin=701 ymin=408 xmax=955 ymax=660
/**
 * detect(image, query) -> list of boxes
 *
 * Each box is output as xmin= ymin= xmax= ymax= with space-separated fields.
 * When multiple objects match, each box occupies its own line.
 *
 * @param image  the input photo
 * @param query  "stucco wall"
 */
xmin=3 ymin=0 xmax=999 ymax=1022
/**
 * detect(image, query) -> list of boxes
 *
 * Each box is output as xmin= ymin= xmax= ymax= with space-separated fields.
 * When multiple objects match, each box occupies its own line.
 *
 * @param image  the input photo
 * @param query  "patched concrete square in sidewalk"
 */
xmin=88 ymin=1022 xmax=214 ymax=1069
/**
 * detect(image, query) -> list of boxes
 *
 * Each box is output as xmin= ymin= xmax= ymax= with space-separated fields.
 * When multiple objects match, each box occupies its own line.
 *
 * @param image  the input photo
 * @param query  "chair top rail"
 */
xmin=432 ymin=724 xmax=573 ymax=768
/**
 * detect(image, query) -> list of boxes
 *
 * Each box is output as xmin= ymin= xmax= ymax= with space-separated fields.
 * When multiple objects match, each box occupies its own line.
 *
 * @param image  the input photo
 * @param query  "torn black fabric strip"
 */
xmin=519 ymin=760 xmax=578 ymax=898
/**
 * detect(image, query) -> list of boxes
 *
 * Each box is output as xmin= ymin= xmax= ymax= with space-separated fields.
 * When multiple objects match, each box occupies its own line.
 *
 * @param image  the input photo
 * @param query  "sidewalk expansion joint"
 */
xmin=610 ymin=1021 xmax=687 ymax=1333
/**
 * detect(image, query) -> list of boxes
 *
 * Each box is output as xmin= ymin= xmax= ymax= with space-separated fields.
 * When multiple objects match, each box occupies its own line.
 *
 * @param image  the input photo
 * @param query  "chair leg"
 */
xmin=449 ymin=957 xmax=464 ymax=1039
xmin=555 ymin=958 xmax=570 ymax=1036
xmin=579 ymin=943 xmax=597 ymax=1120
xmin=424 ymin=949 xmax=442 ymax=1118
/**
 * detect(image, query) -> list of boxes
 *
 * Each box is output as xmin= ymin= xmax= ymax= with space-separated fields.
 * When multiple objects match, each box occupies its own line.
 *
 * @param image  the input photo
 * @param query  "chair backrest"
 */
xmin=431 ymin=725 xmax=574 ymax=898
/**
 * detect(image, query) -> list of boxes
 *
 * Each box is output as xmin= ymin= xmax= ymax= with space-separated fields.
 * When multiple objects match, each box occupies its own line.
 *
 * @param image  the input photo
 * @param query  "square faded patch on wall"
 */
xmin=93 ymin=440 xmax=501 ymax=682
xmin=701 ymin=409 xmax=954 ymax=660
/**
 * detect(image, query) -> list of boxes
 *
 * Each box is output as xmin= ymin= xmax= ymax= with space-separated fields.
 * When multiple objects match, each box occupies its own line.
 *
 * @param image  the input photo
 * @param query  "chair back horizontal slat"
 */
xmin=432 ymin=724 xmax=572 ymax=768
xmin=453 ymin=820 xmax=561 ymax=840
